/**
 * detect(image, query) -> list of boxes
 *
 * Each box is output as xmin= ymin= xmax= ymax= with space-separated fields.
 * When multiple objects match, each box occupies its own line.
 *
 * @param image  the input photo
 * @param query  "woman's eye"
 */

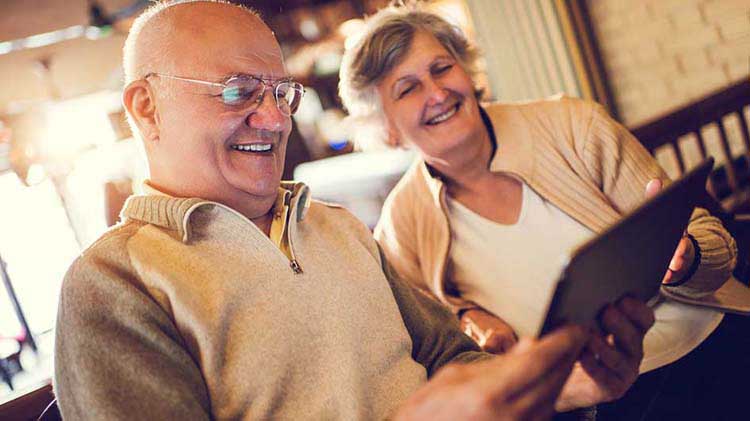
xmin=398 ymin=85 xmax=416 ymax=99
xmin=433 ymin=64 xmax=453 ymax=75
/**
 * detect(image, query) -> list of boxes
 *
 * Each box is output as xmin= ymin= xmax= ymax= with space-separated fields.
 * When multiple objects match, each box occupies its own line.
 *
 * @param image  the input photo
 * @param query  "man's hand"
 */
xmin=394 ymin=325 xmax=588 ymax=421
xmin=555 ymin=297 xmax=655 ymax=412
xmin=644 ymin=179 xmax=696 ymax=284
xmin=460 ymin=308 xmax=518 ymax=354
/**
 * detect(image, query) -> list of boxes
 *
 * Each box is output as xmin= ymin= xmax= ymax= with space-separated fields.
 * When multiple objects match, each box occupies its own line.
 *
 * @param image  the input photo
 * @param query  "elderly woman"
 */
xmin=338 ymin=4 xmax=743 ymax=420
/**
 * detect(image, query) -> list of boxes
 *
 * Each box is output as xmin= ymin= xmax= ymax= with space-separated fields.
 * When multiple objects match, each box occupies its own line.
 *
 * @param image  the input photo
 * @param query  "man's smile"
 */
xmin=230 ymin=143 xmax=274 ymax=153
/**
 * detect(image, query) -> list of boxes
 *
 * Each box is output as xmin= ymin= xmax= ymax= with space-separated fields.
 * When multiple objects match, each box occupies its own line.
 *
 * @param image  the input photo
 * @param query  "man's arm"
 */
xmin=377 ymin=244 xmax=489 ymax=375
xmin=54 ymin=243 xmax=211 ymax=420
xmin=379 ymin=245 xmax=653 ymax=418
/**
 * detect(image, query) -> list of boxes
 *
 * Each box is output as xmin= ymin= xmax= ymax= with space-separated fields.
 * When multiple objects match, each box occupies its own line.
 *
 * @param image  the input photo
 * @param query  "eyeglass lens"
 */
xmin=221 ymin=77 xmax=303 ymax=115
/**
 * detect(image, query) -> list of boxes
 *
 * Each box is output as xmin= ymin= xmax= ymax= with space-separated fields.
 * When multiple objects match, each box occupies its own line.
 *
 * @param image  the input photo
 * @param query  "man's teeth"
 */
xmin=427 ymin=105 xmax=458 ymax=125
xmin=231 ymin=144 xmax=272 ymax=152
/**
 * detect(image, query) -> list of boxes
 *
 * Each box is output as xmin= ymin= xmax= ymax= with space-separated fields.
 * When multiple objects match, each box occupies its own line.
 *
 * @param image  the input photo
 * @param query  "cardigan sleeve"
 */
xmin=374 ymin=193 xmax=424 ymax=291
xmin=54 ymin=240 xmax=212 ymax=420
xmin=581 ymin=102 xmax=737 ymax=298
xmin=376 ymin=187 xmax=479 ymax=314
xmin=377 ymin=244 xmax=491 ymax=377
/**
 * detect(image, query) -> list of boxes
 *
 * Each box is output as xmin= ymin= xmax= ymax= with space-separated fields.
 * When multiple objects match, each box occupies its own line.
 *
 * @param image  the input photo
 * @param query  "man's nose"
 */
xmin=245 ymin=89 xmax=288 ymax=131
xmin=424 ymin=77 xmax=449 ymax=106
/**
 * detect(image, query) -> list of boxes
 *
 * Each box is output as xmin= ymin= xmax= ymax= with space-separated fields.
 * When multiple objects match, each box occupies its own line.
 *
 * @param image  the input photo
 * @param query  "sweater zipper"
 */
xmin=200 ymin=200 xmax=304 ymax=274
xmin=285 ymin=194 xmax=303 ymax=275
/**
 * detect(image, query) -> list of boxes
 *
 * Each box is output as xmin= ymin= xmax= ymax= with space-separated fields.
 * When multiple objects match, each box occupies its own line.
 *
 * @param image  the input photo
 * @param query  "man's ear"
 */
xmin=122 ymin=80 xmax=160 ymax=142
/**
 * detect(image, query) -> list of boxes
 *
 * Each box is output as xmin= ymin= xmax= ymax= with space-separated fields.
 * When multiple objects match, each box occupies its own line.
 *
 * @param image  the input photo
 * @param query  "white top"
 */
xmin=447 ymin=181 xmax=723 ymax=372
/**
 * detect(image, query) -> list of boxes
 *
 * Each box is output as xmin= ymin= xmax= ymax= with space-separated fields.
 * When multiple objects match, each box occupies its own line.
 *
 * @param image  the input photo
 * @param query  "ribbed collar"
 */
xmin=122 ymin=181 xmax=311 ymax=243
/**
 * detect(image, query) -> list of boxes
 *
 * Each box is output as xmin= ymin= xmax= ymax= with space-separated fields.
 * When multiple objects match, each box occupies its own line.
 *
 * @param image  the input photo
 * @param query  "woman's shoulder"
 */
xmin=482 ymin=94 xmax=600 ymax=125
xmin=384 ymin=159 xmax=430 ymax=206
xmin=379 ymin=158 xmax=441 ymax=225
xmin=482 ymin=95 xmax=608 ymax=152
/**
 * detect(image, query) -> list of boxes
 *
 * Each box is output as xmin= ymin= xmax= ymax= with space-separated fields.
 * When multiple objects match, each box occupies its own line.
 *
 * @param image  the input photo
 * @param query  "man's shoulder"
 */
xmin=63 ymin=219 xmax=147 ymax=296
xmin=307 ymin=199 xmax=370 ymax=232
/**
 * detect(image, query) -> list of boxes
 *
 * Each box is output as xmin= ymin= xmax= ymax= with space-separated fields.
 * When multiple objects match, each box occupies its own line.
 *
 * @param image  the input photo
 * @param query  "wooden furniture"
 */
xmin=0 ymin=253 xmax=37 ymax=354
xmin=632 ymin=80 xmax=750 ymax=214
xmin=0 ymin=380 xmax=56 ymax=421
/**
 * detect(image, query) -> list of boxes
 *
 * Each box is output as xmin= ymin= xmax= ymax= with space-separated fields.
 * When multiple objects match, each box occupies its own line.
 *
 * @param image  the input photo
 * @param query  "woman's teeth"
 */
xmin=426 ymin=104 xmax=459 ymax=125
xmin=231 ymin=144 xmax=272 ymax=152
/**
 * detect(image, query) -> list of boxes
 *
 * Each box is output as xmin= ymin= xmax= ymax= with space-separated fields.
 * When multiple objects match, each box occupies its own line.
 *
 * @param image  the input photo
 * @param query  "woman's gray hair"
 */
xmin=338 ymin=3 xmax=482 ymax=123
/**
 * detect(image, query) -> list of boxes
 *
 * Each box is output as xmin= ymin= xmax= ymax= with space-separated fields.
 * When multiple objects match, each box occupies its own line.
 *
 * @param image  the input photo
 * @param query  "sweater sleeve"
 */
xmin=54 ymin=239 xmax=211 ymax=420
xmin=581 ymin=101 xmax=737 ymax=298
xmin=377 ymin=244 xmax=491 ymax=377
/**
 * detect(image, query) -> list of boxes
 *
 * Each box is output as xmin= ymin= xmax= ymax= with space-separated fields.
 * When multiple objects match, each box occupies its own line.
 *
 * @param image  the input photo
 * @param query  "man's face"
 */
xmin=148 ymin=4 xmax=292 ymax=216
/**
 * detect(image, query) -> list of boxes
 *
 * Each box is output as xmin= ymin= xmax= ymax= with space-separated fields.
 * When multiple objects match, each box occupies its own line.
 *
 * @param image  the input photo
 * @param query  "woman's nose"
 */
xmin=423 ymin=77 xmax=449 ymax=106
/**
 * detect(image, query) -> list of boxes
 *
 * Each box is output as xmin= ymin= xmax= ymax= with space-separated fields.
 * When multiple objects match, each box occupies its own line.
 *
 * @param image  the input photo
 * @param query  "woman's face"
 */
xmin=376 ymin=30 xmax=486 ymax=167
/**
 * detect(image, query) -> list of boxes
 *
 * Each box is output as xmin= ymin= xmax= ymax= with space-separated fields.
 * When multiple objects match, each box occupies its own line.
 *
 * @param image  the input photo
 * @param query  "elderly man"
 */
xmin=53 ymin=1 xmax=654 ymax=420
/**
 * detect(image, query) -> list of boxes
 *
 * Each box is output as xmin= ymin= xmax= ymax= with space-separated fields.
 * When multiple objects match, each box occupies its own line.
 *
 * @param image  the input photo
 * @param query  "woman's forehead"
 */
xmin=385 ymin=32 xmax=452 ymax=80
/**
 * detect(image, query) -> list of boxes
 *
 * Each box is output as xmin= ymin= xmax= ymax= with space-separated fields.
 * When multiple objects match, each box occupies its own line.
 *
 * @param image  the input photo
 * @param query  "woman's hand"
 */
xmin=460 ymin=307 xmax=518 ymax=354
xmin=644 ymin=179 xmax=697 ymax=284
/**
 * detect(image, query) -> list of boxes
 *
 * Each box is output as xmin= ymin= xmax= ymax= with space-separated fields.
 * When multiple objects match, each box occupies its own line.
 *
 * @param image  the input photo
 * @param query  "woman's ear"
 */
xmin=122 ymin=79 xmax=160 ymax=142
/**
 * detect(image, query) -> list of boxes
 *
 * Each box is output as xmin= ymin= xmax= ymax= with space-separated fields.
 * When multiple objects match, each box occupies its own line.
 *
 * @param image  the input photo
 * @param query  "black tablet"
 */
xmin=538 ymin=158 xmax=715 ymax=336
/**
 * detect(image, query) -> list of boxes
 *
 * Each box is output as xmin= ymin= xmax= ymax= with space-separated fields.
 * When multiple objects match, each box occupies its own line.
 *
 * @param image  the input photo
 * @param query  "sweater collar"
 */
xmin=419 ymin=103 xmax=536 ymax=197
xmin=122 ymin=181 xmax=311 ymax=243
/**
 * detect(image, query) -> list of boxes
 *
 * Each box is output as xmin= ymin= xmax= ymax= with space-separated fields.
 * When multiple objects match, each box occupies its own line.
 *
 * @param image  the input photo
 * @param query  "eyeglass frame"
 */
xmin=143 ymin=72 xmax=305 ymax=116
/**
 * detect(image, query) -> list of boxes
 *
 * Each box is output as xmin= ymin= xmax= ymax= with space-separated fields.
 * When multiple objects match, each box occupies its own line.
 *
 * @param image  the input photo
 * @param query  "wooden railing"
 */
xmin=0 ymin=380 xmax=56 ymax=421
xmin=632 ymin=80 xmax=750 ymax=213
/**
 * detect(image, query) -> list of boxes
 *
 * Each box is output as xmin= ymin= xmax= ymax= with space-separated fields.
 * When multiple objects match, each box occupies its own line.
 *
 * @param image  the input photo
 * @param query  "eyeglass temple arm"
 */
xmin=147 ymin=73 xmax=225 ymax=88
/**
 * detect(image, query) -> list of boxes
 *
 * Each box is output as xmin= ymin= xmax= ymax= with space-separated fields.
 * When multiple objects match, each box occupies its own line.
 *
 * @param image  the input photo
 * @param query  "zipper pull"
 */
xmin=290 ymin=260 xmax=303 ymax=274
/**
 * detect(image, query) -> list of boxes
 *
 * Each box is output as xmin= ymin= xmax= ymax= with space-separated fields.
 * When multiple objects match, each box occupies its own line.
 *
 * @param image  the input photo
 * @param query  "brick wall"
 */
xmin=587 ymin=0 xmax=749 ymax=178
xmin=587 ymin=0 xmax=749 ymax=126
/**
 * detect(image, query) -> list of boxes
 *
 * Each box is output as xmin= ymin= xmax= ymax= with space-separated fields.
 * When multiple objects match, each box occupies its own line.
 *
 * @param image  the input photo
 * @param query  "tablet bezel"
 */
xmin=538 ymin=158 xmax=715 ymax=337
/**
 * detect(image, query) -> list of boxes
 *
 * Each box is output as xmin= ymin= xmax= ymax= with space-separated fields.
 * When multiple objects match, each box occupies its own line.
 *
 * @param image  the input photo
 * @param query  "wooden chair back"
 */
xmin=632 ymin=80 xmax=750 ymax=213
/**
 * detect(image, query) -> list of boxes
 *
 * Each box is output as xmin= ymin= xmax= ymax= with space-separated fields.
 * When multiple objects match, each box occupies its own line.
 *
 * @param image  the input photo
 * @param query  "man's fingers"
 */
xmin=510 ymin=350 xmax=577 ymax=419
xmin=579 ymin=348 xmax=626 ymax=400
xmin=601 ymin=305 xmax=643 ymax=359
xmin=618 ymin=297 xmax=655 ymax=334
xmin=496 ymin=325 xmax=587 ymax=396
xmin=644 ymin=179 xmax=662 ymax=198
xmin=587 ymin=334 xmax=632 ymax=381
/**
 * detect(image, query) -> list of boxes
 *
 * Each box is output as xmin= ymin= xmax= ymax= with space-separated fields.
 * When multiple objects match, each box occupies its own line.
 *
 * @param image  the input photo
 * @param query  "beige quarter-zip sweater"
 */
xmin=375 ymin=96 xmax=737 ymax=314
xmin=54 ymin=182 xmax=486 ymax=420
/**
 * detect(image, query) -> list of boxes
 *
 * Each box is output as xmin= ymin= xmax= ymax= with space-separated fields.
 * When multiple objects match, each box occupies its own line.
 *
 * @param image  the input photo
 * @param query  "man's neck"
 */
xmin=250 ymin=212 xmax=274 ymax=237
xmin=143 ymin=180 xmax=277 ymax=237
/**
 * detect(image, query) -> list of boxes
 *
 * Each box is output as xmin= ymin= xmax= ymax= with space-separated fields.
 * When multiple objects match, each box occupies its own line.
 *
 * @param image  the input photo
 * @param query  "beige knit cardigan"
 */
xmin=375 ymin=96 xmax=737 ymax=314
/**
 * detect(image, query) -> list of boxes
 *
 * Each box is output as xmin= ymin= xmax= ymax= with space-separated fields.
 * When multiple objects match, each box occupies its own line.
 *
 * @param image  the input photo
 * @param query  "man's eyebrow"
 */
xmin=221 ymin=72 xmax=293 ymax=82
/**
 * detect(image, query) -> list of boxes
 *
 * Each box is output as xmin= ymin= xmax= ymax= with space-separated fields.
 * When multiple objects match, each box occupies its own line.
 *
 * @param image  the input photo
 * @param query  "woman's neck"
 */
xmin=429 ymin=126 xmax=496 ymax=195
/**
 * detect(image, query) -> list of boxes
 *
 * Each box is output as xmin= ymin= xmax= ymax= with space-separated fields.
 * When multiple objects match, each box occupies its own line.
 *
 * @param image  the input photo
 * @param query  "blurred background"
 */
xmin=0 ymin=0 xmax=747 ymax=403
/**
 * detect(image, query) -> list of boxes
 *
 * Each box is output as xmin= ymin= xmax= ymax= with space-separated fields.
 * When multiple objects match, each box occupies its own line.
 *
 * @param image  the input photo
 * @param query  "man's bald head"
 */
xmin=121 ymin=0 xmax=292 ymax=225
xmin=123 ymin=0 xmax=263 ymax=84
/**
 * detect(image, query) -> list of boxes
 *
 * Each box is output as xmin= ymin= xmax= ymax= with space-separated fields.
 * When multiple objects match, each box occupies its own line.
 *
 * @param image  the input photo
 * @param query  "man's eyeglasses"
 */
xmin=144 ymin=73 xmax=305 ymax=116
